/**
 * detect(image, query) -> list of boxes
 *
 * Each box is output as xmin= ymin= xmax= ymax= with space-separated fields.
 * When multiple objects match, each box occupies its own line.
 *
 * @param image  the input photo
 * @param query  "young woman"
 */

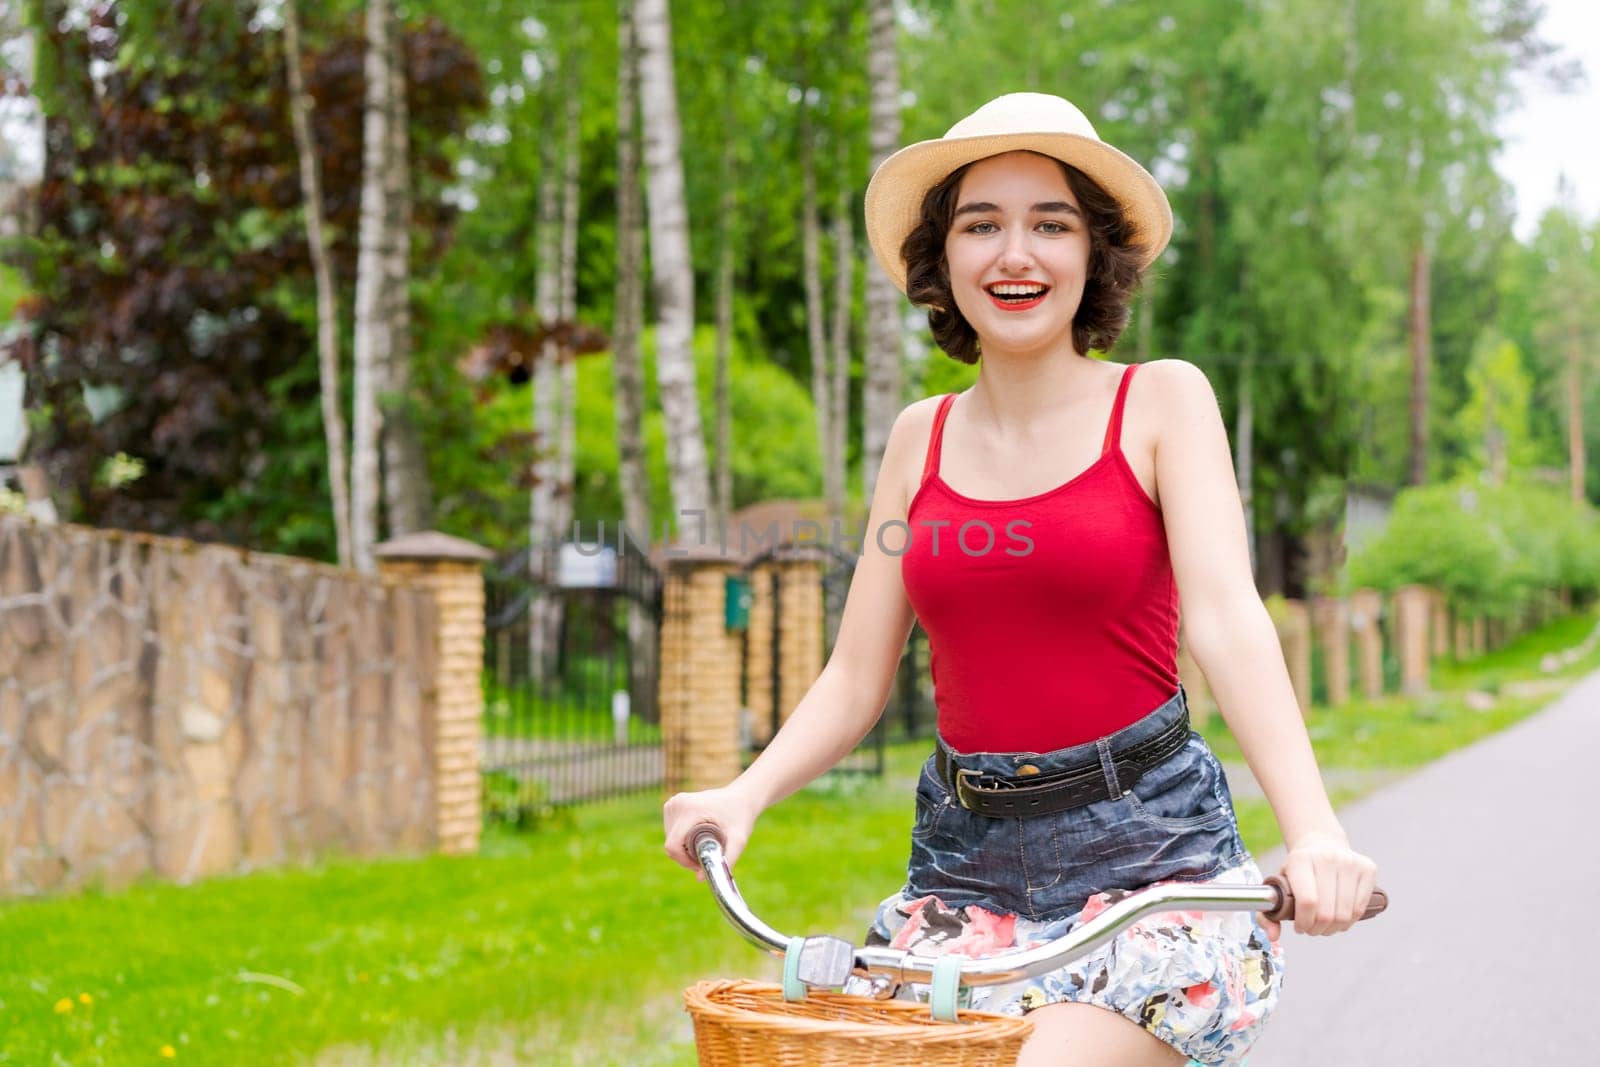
xmin=663 ymin=92 xmax=1378 ymax=1067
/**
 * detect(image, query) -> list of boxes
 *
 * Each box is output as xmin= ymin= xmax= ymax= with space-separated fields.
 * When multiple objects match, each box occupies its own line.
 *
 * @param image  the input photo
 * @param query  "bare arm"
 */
xmin=1147 ymin=359 xmax=1377 ymax=935
xmin=662 ymin=399 xmax=932 ymax=869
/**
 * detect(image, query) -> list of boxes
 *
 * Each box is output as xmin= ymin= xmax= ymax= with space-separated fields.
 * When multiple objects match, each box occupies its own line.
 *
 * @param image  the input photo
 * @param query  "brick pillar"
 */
xmin=1176 ymin=636 xmax=1214 ymax=727
xmin=744 ymin=563 xmax=777 ymax=746
xmin=1428 ymin=590 xmax=1450 ymax=658
xmin=375 ymin=532 xmax=493 ymax=857
xmin=1348 ymin=589 xmax=1384 ymax=699
xmin=1394 ymin=584 xmax=1432 ymax=696
xmin=1312 ymin=597 xmax=1351 ymax=706
xmin=660 ymin=550 xmax=743 ymax=795
xmin=776 ymin=559 xmax=824 ymax=731
xmin=1472 ymin=616 xmax=1487 ymax=657
xmin=1268 ymin=598 xmax=1312 ymax=716
xmin=1453 ymin=614 xmax=1473 ymax=659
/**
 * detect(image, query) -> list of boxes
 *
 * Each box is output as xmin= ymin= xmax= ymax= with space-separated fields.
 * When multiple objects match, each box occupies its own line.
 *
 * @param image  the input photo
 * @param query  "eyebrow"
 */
xmin=953 ymin=200 xmax=1083 ymax=218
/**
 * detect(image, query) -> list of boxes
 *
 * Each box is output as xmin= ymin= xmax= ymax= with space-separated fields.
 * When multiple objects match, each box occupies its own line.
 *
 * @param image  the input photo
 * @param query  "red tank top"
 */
xmin=900 ymin=363 xmax=1180 ymax=753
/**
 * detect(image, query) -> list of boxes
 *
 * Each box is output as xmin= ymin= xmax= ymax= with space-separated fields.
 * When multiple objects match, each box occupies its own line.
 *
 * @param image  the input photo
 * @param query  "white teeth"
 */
xmin=988 ymin=284 xmax=1046 ymax=296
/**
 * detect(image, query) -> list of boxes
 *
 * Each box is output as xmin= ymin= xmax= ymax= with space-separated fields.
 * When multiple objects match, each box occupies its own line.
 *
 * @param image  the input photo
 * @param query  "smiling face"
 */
xmin=943 ymin=151 xmax=1091 ymax=357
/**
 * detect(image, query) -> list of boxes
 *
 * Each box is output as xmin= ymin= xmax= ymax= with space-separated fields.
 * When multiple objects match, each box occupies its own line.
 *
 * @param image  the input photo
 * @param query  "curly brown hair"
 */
xmin=900 ymin=153 xmax=1148 ymax=364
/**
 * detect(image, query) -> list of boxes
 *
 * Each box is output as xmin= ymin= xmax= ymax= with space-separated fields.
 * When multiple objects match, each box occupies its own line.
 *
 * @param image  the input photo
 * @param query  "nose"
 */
xmin=996 ymin=226 xmax=1034 ymax=274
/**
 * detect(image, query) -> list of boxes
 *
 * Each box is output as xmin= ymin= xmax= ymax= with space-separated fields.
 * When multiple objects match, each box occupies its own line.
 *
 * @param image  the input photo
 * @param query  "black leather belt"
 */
xmin=935 ymin=708 xmax=1191 ymax=818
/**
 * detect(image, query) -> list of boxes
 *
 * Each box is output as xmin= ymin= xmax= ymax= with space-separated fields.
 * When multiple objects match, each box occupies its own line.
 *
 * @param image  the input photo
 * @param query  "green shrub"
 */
xmin=1347 ymin=477 xmax=1600 ymax=618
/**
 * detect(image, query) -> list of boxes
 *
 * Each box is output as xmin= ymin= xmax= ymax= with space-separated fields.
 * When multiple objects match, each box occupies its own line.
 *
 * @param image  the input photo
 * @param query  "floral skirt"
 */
xmin=846 ymin=859 xmax=1283 ymax=1066
xmin=847 ymin=690 xmax=1284 ymax=1065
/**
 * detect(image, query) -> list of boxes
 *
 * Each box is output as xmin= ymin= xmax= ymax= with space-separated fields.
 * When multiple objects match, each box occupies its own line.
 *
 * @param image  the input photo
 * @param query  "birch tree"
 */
xmin=281 ymin=0 xmax=352 ymax=567
xmin=380 ymin=6 xmax=431 ymax=536
xmin=861 ymin=0 xmax=901 ymax=503
xmin=527 ymin=82 xmax=562 ymax=678
xmin=349 ymin=0 xmax=394 ymax=572
xmin=614 ymin=0 xmax=650 ymax=544
xmin=634 ymin=0 xmax=710 ymax=527
xmin=798 ymin=93 xmax=837 ymax=522
xmin=828 ymin=151 xmax=852 ymax=525
xmin=614 ymin=0 xmax=658 ymax=720
xmin=713 ymin=131 xmax=734 ymax=526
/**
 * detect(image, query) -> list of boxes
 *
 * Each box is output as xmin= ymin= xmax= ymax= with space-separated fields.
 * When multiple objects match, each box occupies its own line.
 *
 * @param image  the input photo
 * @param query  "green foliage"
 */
xmin=575 ymin=325 xmax=825 ymax=532
xmin=0 ymin=263 xmax=25 ymax=320
xmin=1346 ymin=478 xmax=1600 ymax=617
xmin=1451 ymin=333 xmax=1538 ymax=480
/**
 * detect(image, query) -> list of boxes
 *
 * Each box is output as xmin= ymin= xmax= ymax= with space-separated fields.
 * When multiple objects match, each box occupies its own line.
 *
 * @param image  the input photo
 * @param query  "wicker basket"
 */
xmin=685 ymin=979 xmax=1034 ymax=1067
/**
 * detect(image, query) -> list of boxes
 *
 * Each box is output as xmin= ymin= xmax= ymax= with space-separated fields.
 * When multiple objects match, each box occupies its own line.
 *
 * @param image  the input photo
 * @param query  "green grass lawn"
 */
xmin=4 ymin=606 xmax=1594 ymax=1065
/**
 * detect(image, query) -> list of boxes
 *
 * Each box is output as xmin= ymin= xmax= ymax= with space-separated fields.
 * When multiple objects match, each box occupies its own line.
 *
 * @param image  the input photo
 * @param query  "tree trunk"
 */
xmin=349 ymin=0 xmax=393 ymax=573
xmin=1236 ymin=355 xmax=1256 ymax=582
xmin=634 ymin=0 xmax=710 ymax=529
xmin=528 ymin=85 xmax=562 ymax=683
xmin=282 ymin=0 xmax=353 ymax=568
xmin=713 ymin=134 xmax=735 ymax=527
xmin=614 ymin=0 xmax=657 ymax=723
xmin=1569 ymin=318 xmax=1586 ymax=504
xmin=1408 ymin=241 xmax=1431 ymax=487
xmin=554 ymin=83 xmax=581 ymax=540
xmin=380 ymin=8 xmax=431 ymax=537
xmin=827 ymin=163 xmax=852 ymax=527
xmin=614 ymin=2 xmax=650 ymax=543
xmin=862 ymin=0 xmax=902 ymax=504
xmin=799 ymin=101 xmax=836 ymax=522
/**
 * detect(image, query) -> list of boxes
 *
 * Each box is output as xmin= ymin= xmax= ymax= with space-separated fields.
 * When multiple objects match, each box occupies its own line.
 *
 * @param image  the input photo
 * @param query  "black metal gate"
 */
xmin=481 ymin=535 xmax=663 ymax=822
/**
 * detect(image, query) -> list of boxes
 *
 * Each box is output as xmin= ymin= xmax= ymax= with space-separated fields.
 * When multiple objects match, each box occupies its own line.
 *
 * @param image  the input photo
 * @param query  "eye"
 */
xmin=966 ymin=221 xmax=999 ymax=234
xmin=1037 ymin=220 xmax=1072 ymax=234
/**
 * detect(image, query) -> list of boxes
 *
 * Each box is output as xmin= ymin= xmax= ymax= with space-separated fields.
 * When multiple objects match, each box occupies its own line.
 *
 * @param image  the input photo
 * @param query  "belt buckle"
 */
xmin=953 ymin=767 xmax=989 ymax=810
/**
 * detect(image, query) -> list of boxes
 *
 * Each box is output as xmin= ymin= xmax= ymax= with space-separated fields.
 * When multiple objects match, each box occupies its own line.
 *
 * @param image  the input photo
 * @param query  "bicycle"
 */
xmin=683 ymin=825 xmax=1388 ymax=1066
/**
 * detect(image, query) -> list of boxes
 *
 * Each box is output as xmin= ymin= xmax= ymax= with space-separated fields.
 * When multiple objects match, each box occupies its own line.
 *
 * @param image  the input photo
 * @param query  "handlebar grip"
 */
xmin=1262 ymin=874 xmax=1388 ymax=923
xmin=687 ymin=822 xmax=726 ymax=857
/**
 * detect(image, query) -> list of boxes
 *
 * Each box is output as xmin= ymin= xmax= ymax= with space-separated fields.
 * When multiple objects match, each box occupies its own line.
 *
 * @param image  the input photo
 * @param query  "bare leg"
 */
xmin=1017 ymin=1001 xmax=1188 ymax=1067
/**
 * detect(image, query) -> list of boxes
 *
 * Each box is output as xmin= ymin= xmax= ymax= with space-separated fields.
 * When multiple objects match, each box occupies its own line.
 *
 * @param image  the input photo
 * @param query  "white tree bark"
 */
xmin=554 ymin=84 xmax=581 ymax=541
xmin=862 ymin=0 xmax=903 ymax=504
xmin=713 ymin=135 xmax=734 ymax=528
xmin=614 ymin=0 xmax=658 ymax=722
xmin=1237 ymin=355 xmax=1256 ymax=580
xmin=634 ymin=0 xmax=710 ymax=527
xmin=528 ymin=91 xmax=562 ymax=681
xmin=349 ymin=0 xmax=393 ymax=573
xmin=380 ymin=7 xmax=431 ymax=537
xmin=799 ymin=101 xmax=836 ymax=523
xmin=614 ymin=2 xmax=650 ymax=543
xmin=282 ymin=0 xmax=353 ymax=568
xmin=828 ymin=162 xmax=852 ymax=526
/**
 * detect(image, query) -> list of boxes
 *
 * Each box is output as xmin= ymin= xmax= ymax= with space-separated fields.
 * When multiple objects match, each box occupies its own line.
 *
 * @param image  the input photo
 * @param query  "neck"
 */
xmin=966 ymin=339 xmax=1103 ymax=429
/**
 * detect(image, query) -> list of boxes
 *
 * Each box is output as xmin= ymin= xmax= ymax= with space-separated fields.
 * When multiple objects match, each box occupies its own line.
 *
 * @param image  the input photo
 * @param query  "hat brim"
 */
xmin=864 ymin=132 xmax=1173 ymax=294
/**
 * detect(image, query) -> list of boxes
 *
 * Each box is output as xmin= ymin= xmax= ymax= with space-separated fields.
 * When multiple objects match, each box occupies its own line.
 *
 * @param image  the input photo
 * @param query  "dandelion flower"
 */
xmin=54 ymin=998 xmax=73 ymax=1014
xmin=159 ymin=1045 xmax=177 ymax=1058
xmin=78 ymin=993 xmax=93 ymax=1005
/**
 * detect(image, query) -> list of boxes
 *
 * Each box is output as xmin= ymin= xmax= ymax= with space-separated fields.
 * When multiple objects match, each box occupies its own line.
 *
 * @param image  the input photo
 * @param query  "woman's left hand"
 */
xmin=1263 ymin=830 xmax=1379 ymax=940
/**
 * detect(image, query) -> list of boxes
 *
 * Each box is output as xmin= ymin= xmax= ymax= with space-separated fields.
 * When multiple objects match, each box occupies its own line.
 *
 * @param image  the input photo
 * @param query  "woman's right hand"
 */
xmin=662 ymin=785 xmax=760 ymax=878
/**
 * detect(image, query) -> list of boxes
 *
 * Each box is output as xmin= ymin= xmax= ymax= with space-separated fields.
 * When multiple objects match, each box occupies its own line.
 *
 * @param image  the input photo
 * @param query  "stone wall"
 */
xmin=0 ymin=517 xmax=476 ymax=897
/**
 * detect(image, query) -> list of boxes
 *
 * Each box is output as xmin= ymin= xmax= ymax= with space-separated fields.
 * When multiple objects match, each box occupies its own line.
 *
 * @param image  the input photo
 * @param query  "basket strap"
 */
xmin=782 ymin=937 xmax=808 ymax=1002
xmin=930 ymin=956 xmax=963 ymax=1022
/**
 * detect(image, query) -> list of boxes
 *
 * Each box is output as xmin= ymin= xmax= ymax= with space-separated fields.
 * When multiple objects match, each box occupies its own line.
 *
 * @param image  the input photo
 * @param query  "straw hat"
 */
xmin=864 ymin=92 xmax=1172 ymax=293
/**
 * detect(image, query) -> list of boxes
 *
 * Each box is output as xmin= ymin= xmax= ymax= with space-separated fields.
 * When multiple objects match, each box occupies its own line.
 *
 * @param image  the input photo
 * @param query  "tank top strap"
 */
xmin=921 ymin=393 xmax=959 ymax=484
xmin=1100 ymin=364 xmax=1140 ymax=456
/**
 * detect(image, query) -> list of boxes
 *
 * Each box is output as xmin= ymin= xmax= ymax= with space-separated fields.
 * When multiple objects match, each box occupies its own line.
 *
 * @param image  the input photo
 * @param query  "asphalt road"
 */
xmin=1245 ymin=668 xmax=1600 ymax=1066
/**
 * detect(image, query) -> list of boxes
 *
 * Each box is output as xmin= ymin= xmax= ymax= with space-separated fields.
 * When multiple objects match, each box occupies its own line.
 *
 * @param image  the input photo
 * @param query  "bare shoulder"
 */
xmin=878 ymin=394 xmax=951 ymax=512
xmin=1135 ymin=358 xmax=1220 ymax=411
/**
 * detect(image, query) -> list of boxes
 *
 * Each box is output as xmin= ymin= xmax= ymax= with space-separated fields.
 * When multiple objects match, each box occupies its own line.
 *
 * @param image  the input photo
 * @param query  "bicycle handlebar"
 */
xmin=690 ymin=824 xmax=1387 ymax=991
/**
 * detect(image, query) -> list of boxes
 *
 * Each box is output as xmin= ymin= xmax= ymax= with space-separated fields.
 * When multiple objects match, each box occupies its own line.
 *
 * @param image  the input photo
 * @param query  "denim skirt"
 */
xmin=853 ymin=686 xmax=1286 ymax=1066
xmin=907 ymin=685 xmax=1247 ymax=921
